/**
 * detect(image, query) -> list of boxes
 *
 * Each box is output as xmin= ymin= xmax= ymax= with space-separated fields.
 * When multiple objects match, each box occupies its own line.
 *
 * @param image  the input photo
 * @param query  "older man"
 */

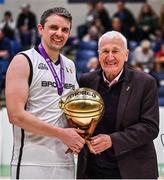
xmin=77 ymin=31 xmax=159 ymax=179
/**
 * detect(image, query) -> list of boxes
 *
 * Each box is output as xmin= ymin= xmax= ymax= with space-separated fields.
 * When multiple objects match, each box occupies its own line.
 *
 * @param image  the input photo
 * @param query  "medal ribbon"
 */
xmin=38 ymin=43 xmax=64 ymax=95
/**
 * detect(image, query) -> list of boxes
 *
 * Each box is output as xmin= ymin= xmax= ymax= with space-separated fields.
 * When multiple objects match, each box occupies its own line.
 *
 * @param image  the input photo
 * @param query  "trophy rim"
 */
xmin=66 ymin=87 xmax=104 ymax=105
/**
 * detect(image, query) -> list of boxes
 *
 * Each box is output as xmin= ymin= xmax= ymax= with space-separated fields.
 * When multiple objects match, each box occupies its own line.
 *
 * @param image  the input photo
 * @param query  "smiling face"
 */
xmin=38 ymin=14 xmax=71 ymax=55
xmin=98 ymin=35 xmax=128 ymax=81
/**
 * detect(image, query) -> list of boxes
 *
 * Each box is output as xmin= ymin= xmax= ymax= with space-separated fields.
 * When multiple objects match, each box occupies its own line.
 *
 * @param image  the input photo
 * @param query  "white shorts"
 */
xmin=11 ymin=165 xmax=75 ymax=179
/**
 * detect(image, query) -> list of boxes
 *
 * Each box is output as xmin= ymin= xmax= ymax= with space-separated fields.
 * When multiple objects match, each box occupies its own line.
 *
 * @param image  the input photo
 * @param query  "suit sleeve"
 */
xmin=110 ymin=76 xmax=159 ymax=157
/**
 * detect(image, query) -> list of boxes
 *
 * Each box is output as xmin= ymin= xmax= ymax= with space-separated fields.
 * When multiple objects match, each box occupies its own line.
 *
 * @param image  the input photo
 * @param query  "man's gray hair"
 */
xmin=98 ymin=31 xmax=128 ymax=49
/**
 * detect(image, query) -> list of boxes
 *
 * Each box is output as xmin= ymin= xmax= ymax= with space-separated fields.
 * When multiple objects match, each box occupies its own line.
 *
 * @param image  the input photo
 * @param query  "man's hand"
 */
xmin=59 ymin=128 xmax=85 ymax=155
xmin=88 ymin=134 xmax=112 ymax=154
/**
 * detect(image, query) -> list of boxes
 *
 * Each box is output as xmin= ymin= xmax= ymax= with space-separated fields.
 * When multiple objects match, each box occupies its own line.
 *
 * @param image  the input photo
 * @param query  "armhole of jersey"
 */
xmin=14 ymin=53 xmax=31 ymax=179
xmin=76 ymin=70 xmax=79 ymax=84
xmin=19 ymin=53 xmax=33 ymax=87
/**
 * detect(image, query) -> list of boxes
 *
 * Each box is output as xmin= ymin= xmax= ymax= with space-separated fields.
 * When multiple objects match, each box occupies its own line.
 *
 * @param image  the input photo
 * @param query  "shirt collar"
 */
xmin=35 ymin=46 xmax=60 ymax=66
xmin=102 ymin=68 xmax=123 ymax=87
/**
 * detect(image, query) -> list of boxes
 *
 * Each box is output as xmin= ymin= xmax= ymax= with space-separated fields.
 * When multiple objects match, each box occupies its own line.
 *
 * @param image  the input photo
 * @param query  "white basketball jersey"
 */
xmin=11 ymin=47 xmax=79 ymax=166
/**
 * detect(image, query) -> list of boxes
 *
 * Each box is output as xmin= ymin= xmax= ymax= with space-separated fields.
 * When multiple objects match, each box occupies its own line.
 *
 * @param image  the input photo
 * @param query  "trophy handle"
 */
xmin=85 ymin=118 xmax=97 ymax=139
xmin=59 ymin=99 xmax=65 ymax=109
xmin=65 ymin=118 xmax=98 ymax=154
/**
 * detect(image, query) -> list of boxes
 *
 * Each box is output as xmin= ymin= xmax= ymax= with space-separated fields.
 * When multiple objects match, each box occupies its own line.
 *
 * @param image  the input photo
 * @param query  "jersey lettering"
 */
xmin=41 ymin=81 xmax=75 ymax=90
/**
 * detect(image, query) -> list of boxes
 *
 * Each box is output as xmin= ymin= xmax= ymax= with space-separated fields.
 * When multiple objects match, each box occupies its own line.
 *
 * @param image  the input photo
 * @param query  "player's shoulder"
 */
xmin=60 ymin=54 xmax=75 ymax=66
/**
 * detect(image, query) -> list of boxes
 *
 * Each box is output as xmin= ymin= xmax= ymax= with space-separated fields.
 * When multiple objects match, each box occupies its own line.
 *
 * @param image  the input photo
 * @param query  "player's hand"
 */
xmin=59 ymin=128 xmax=85 ymax=154
xmin=89 ymin=134 xmax=112 ymax=154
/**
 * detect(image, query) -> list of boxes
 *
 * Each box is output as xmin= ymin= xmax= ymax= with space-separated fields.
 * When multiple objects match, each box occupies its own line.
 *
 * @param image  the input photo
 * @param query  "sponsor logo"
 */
xmin=65 ymin=67 xmax=73 ymax=74
xmin=41 ymin=81 xmax=75 ymax=90
xmin=38 ymin=63 xmax=48 ymax=70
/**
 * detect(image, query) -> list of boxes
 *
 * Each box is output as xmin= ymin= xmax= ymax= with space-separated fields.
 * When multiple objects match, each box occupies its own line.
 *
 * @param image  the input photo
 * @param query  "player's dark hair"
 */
xmin=40 ymin=7 xmax=72 ymax=28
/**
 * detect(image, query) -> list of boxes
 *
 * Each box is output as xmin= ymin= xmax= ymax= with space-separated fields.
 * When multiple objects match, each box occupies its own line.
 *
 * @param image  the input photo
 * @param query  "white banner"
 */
xmin=154 ymin=107 xmax=164 ymax=176
xmin=0 ymin=109 xmax=2 ymax=165
xmin=0 ymin=108 xmax=13 ymax=165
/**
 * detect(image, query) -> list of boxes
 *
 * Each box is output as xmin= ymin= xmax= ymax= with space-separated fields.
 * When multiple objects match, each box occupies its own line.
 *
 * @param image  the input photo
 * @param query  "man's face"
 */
xmin=98 ymin=36 xmax=128 ymax=80
xmin=38 ymin=14 xmax=71 ymax=52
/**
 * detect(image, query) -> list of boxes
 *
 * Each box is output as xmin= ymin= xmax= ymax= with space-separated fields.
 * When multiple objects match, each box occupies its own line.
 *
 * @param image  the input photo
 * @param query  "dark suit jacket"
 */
xmin=77 ymin=64 xmax=159 ymax=179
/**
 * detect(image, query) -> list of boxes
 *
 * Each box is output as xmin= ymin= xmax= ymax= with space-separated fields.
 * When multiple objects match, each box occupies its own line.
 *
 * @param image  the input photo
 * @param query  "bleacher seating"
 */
xmin=75 ymin=49 xmax=97 ymax=76
xmin=159 ymin=97 xmax=164 ymax=106
xmin=10 ymin=40 xmax=22 ymax=57
xmin=75 ymin=40 xmax=98 ymax=76
xmin=159 ymin=86 xmax=164 ymax=97
xmin=0 ymin=59 xmax=9 ymax=75
xmin=79 ymin=41 xmax=98 ymax=51
xmin=152 ymin=71 xmax=164 ymax=106
xmin=0 ymin=59 xmax=10 ymax=95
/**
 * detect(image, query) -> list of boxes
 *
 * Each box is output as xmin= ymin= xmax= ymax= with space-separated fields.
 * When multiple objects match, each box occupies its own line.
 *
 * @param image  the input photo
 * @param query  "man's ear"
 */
xmin=125 ymin=49 xmax=129 ymax=62
xmin=37 ymin=24 xmax=43 ymax=35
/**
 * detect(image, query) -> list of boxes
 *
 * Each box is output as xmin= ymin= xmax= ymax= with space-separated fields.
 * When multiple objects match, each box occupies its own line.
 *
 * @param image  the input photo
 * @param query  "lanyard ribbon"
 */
xmin=38 ymin=43 xmax=64 ymax=95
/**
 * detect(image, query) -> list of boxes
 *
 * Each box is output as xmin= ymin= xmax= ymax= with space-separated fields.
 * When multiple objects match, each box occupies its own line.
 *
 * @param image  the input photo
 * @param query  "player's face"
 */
xmin=98 ymin=36 xmax=128 ymax=81
xmin=38 ymin=14 xmax=71 ymax=52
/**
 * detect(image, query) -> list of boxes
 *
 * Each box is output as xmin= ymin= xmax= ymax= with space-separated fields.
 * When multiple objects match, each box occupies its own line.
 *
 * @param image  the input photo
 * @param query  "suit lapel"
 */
xmin=90 ymin=71 xmax=101 ymax=91
xmin=89 ymin=66 xmax=133 ymax=129
xmin=116 ymin=66 xmax=132 ymax=130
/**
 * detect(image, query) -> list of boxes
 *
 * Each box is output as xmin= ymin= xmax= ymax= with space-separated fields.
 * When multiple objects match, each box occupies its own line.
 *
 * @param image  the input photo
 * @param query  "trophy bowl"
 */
xmin=60 ymin=87 xmax=104 ymax=131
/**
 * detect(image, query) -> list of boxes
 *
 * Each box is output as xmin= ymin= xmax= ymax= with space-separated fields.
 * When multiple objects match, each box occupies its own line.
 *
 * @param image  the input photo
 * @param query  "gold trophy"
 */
xmin=59 ymin=87 xmax=104 ymax=153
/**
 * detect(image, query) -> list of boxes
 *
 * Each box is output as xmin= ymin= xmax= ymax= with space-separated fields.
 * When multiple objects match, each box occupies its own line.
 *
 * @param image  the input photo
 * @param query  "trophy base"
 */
xmin=66 ymin=114 xmax=102 ymax=130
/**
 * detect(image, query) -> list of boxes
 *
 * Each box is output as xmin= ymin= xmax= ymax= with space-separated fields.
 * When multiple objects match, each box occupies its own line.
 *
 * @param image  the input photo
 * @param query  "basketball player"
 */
xmin=5 ymin=7 xmax=85 ymax=179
